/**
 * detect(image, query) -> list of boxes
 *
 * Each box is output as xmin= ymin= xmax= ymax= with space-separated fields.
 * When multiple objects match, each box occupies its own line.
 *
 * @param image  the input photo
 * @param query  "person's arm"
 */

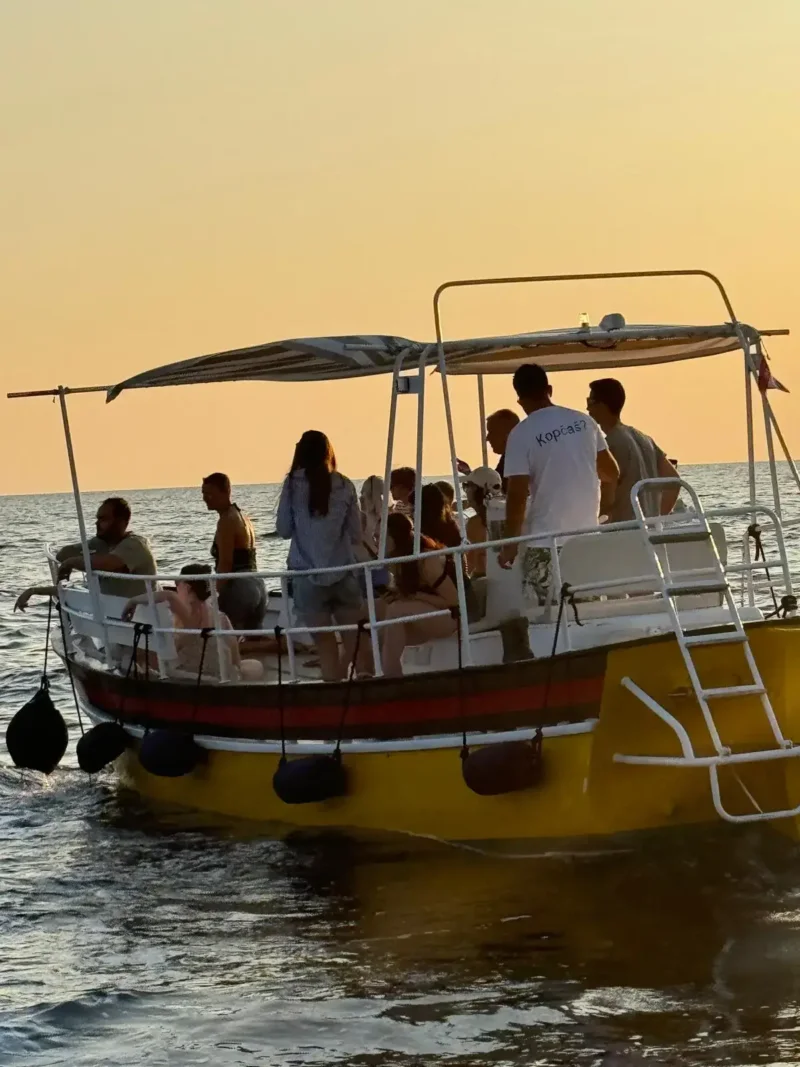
xmin=654 ymin=452 xmax=680 ymax=514
xmin=14 ymin=585 xmax=57 ymax=612
xmin=345 ymin=481 xmax=362 ymax=546
xmin=213 ymin=516 xmax=236 ymax=590
xmin=498 ymin=476 xmax=529 ymax=568
xmin=596 ymin=447 xmax=619 ymax=519
xmin=275 ymin=478 xmax=294 ymax=539
xmin=58 ymin=552 xmax=130 ymax=582
xmin=121 ymin=589 xmax=191 ymax=625
xmin=56 ymin=537 xmax=105 ymax=564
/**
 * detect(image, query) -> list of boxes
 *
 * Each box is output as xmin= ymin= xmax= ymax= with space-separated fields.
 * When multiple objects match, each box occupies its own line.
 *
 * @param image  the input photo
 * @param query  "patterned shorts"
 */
xmin=521 ymin=547 xmax=556 ymax=606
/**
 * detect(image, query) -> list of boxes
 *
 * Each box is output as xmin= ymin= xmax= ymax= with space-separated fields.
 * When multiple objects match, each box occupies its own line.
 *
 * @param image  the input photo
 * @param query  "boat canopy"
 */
xmin=106 ymin=322 xmax=784 ymax=400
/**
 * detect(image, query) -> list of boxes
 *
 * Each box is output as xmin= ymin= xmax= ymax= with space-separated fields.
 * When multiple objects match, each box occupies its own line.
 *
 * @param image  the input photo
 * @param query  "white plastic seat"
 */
xmin=59 ymin=586 xmax=178 ymax=673
xmin=558 ymin=523 xmax=728 ymax=613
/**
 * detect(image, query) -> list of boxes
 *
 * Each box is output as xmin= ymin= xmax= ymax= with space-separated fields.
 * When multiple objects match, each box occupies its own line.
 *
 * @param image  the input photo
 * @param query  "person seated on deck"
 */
xmin=462 ymin=466 xmax=503 ymax=579
xmin=276 ymin=430 xmax=367 ymax=681
xmin=389 ymin=466 xmax=416 ymax=516
xmin=499 ymin=363 xmax=620 ymax=604
xmin=121 ymin=563 xmax=256 ymax=679
xmin=56 ymin=497 xmax=157 ymax=596
xmin=586 ymin=378 xmax=679 ymax=523
xmin=433 ymin=480 xmax=456 ymax=515
xmin=354 ymin=475 xmax=391 ymax=596
xmin=377 ymin=513 xmax=459 ymax=678
xmin=412 ymin=483 xmax=463 ymax=553
xmin=202 ymin=473 xmax=267 ymax=633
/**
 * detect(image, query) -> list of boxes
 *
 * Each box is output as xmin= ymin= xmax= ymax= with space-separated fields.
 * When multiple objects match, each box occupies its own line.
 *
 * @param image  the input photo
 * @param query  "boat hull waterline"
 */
xmin=75 ymin=621 xmax=800 ymax=841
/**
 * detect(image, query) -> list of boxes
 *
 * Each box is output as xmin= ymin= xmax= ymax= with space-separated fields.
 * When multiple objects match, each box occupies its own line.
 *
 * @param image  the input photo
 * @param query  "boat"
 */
xmin=8 ymin=267 xmax=800 ymax=842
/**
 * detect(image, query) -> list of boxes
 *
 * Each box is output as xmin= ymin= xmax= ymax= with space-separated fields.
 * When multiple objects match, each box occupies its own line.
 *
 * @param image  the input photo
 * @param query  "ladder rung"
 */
xmin=665 ymin=580 xmax=728 ymax=597
xmin=649 ymin=528 xmax=711 ymax=545
xmin=684 ymin=630 xmax=746 ymax=648
xmin=700 ymin=684 xmax=765 ymax=700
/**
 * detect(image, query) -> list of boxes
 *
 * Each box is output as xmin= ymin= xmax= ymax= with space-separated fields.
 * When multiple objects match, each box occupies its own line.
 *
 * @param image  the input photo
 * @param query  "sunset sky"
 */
xmin=2 ymin=0 xmax=799 ymax=495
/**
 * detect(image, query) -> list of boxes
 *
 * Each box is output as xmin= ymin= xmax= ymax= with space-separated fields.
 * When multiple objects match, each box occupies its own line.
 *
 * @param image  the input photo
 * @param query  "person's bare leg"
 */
xmin=333 ymin=605 xmax=371 ymax=676
xmin=305 ymin=612 xmax=342 ymax=681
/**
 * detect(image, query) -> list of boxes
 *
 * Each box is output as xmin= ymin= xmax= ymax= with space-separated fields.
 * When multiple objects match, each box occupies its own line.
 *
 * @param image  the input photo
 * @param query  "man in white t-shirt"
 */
xmin=499 ymin=363 xmax=619 ymax=603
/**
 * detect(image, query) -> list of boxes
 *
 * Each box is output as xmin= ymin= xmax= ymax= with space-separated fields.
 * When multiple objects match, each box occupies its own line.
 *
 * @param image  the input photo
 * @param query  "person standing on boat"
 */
xmin=55 ymin=497 xmax=157 ymax=597
xmin=498 ymin=364 xmax=619 ymax=603
xmin=486 ymin=409 xmax=520 ymax=491
xmin=276 ymin=431 xmax=366 ymax=681
xmin=202 ymin=473 xmax=267 ymax=632
xmin=586 ymin=379 xmax=679 ymax=522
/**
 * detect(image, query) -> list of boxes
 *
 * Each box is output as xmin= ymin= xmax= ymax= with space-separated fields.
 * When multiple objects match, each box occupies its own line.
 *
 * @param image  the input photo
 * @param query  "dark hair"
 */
xmin=433 ymin=480 xmax=455 ymax=505
xmin=512 ymin=363 xmax=549 ymax=400
xmin=290 ymin=430 xmax=337 ymax=517
xmin=390 ymin=466 xmax=416 ymax=492
xmin=203 ymin=472 xmax=231 ymax=494
xmin=101 ymin=497 xmax=131 ymax=525
xmin=179 ymin=563 xmax=212 ymax=602
xmin=385 ymin=512 xmax=440 ymax=597
xmin=589 ymin=378 xmax=626 ymax=416
xmin=412 ymin=483 xmax=462 ymax=548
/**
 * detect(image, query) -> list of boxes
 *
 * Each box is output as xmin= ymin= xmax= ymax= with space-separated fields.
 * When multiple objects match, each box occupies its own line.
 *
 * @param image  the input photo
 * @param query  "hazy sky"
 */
xmin=2 ymin=0 xmax=798 ymax=495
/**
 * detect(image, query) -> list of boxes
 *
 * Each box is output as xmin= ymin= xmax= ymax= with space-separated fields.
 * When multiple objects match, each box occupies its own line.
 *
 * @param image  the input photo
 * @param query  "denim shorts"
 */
xmin=292 ymin=574 xmax=364 ymax=620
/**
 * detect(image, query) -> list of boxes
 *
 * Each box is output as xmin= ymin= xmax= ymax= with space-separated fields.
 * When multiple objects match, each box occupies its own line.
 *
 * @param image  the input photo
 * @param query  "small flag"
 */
xmin=757 ymin=352 xmax=789 ymax=395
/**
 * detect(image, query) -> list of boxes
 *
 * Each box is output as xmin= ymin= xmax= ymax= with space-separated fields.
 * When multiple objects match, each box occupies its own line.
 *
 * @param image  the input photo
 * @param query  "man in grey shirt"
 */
xmin=587 ymin=379 xmax=679 ymax=523
xmin=57 ymin=496 xmax=157 ymax=597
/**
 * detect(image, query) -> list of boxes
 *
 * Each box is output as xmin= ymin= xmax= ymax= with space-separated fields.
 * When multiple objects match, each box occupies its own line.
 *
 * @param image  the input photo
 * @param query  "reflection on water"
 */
xmin=2 ymin=468 xmax=800 ymax=1064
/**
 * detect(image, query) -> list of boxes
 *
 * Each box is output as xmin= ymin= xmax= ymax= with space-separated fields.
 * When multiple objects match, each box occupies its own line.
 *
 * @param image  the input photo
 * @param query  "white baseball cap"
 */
xmin=462 ymin=465 xmax=502 ymax=492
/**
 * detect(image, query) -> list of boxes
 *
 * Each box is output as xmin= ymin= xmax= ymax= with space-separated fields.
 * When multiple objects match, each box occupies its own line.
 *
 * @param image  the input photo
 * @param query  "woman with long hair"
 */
xmin=276 ymin=430 xmax=365 ymax=681
xmin=414 ymin=482 xmax=462 ymax=550
xmin=378 ymin=512 xmax=459 ymax=677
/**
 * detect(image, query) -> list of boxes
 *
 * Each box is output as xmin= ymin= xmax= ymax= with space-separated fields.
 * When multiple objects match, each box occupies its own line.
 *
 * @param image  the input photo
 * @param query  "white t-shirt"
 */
xmin=503 ymin=404 xmax=608 ymax=538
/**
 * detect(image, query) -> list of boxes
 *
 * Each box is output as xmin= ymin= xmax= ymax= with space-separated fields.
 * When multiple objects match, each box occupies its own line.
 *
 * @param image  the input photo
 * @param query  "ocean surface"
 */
xmin=4 ymin=464 xmax=800 ymax=1066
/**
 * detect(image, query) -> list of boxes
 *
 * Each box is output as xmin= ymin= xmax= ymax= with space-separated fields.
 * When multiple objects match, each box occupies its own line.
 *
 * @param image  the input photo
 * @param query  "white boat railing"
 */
xmin=47 ymin=494 xmax=797 ymax=684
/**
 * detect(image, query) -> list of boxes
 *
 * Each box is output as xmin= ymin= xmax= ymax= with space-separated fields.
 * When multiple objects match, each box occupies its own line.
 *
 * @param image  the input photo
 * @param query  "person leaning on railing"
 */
xmin=376 ymin=512 xmax=459 ymax=678
xmin=202 ymin=473 xmax=267 ymax=632
xmin=55 ymin=497 xmax=157 ymax=597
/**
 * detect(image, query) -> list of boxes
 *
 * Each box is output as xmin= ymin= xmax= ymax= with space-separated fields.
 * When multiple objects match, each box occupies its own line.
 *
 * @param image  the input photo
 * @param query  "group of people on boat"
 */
xmin=273 ymin=363 xmax=679 ymax=678
xmin=15 ymin=361 xmax=679 ymax=681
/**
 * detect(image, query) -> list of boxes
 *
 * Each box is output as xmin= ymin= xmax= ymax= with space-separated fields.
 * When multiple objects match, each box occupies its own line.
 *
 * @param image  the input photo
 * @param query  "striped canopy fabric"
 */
xmin=107 ymin=323 xmax=776 ymax=400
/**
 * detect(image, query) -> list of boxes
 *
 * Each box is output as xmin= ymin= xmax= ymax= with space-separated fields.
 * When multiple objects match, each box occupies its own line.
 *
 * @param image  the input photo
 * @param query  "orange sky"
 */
xmin=1 ymin=0 xmax=799 ymax=495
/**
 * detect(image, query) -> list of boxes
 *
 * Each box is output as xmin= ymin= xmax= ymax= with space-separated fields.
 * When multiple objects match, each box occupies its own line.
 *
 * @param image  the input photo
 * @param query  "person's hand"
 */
xmin=456 ymin=458 xmax=471 ymax=475
xmin=121 ymin=600 xmax=137 ymax=623
xmin=499 ymin=543 xmax=519 ymax=570
xmin=57 ymin=559 xmax=75 ymax=583
xmin=14 ymin=589 xmax=32 ymax=613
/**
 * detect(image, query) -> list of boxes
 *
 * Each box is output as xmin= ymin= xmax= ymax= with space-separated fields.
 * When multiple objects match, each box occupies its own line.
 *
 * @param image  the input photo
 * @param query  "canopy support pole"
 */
xmin=378 ymin=354 xmax=404 ymax=560
xmin=412 ymin=348 xmax=429 ymax=556
xmin=57 ymin=387 xmax=110 ymax=665
xmin=744 ymin=351 xmax=756 ymax=510
xmin=434 ymin=339 xmax=473 ymax=666
xmin=477 ymin=375 xmax=488 ymax=466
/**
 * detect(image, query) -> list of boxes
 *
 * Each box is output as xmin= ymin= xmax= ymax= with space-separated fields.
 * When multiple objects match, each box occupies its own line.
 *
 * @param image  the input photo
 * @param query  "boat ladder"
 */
xmin=613 ymin=477 xmax=800 ymax=824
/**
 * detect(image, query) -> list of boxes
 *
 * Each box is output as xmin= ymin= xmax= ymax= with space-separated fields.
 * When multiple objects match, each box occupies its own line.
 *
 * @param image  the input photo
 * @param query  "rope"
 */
xmin=748 ymin=523 xmax=780 ymax=616
xmin=41 ymin=597 xmax=53 ymax=687
xmin=541 ymin=584 xmax=572 ymax=718
xmin=274 ymin=625 xmax=286 ymax=762
xmin=54 ymin=602 xmax=86 ymax=736
xmin=190 ymin=628 xmax=211 ymax=723
xmin=334 ymin=620 xmax=367 ymax=755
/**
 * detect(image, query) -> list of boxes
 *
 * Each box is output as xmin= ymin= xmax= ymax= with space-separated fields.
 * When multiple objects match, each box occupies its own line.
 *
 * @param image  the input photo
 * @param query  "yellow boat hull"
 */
xmin=117 ymin=621 xmax=800 ymax=841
